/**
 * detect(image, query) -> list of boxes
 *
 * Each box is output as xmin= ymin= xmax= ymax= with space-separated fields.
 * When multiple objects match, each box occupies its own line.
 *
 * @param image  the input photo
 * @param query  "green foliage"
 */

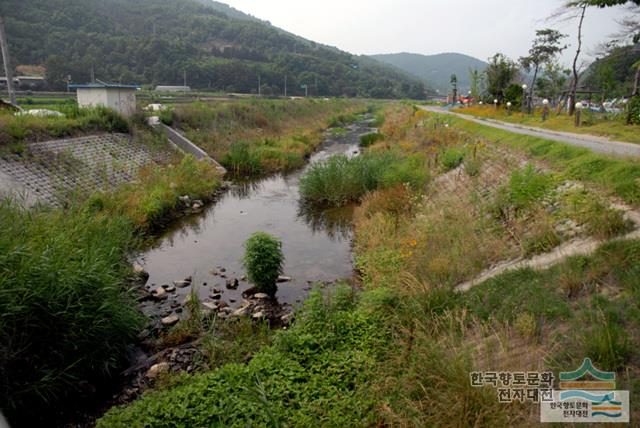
xmin=0 ymin=200 xmax=143 ymax=424
xmin=300 ymin=152 xmax=428 ymax=206
xmin=158 ymin=109 xmax=174 ymax=126
xmin=222 ymin=141 xmax=263 ymax=176
xmin=0 ymin=106 xmax=129 ymax=145
xmin=97 ymin=285 xmax=391 ymax=427
xmin=243 ymin=232 xmax=284 ymax=296
xmin=440 ymin=147 xmax=465 ymax=171
xmin=485 ymin=53 xmax=518 ymax=101
xmin=328 ymin=113 xmax=358 ymax=128
xmin=507 ymin=164 xmax=554 ymax=210
xmin=582 ymin=308 xmax=630 ymax=371
xmin=627 ymin=95 xmax=640 ymax=125
xmin=503 ymin=83 xmax=524 ymax=108
xmin=359 ymin=132 xmax=384 ymax=147
xmin=89 ymin=155 xmax=221 ymax=229
xmin=2 ymin=0 xmax=425 ymax=98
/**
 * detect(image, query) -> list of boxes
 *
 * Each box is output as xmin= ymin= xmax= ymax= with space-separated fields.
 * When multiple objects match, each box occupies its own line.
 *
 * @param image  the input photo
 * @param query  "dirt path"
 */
xmin=456 ymin=203 xmax=640 ymax=291
xmin=419 ymin=105 xmax=640 ymax=158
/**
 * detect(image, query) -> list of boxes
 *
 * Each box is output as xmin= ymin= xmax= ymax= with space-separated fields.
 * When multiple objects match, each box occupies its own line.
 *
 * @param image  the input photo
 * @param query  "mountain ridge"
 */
xmin=0 ymin=0 xmax=426 ymax=98
xmin=371 ymin=52 xmax=488 ymax=94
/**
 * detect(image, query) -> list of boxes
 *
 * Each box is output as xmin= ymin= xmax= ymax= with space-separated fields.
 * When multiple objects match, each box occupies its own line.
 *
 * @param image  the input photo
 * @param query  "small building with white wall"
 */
xmin=69 ymin=83 xmax=140 ymax=117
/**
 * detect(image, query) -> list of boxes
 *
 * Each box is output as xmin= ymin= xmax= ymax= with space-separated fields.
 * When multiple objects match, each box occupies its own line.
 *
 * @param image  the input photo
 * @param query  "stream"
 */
xmin=138 ymin=118 xmax=375 ymax=319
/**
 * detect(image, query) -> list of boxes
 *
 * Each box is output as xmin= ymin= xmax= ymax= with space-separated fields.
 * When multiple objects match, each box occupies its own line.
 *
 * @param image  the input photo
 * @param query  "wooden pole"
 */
xmin=0 ymin=16 xmax=16 ymax=105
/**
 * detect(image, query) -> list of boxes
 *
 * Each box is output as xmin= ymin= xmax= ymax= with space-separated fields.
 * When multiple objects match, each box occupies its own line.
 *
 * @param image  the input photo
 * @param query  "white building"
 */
xmin=69 ymin=83 xmax=140 ymax=117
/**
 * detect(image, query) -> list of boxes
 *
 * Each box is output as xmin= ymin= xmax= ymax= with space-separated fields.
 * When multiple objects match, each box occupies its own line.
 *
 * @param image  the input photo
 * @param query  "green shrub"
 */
xmin=159 ymin=109 xmax=174 ymax=126
xmin=360 ymin=132 xmax=384 ymax=147
xmin=507 ymin=164 xmax=554 ymax=210
xmin=300 ymin=152 xmax=427 ymax=206
xmin=222 ymin=141 xmax=263 ymax=176
xmin=0 ymin=201 xmax=142 ymax=424
xmin=243 ymin=232 xmax=284 ymax=296
xmin=441 ymin=147 xmax=465 ymax=171
xmin=626 ymin=95 xmax=640 ymax=125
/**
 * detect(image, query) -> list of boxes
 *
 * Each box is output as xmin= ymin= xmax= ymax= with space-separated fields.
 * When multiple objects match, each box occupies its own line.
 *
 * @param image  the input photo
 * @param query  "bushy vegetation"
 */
xmin=0 ymin=106 xmax=130 ymax=146
xmin=170 ymin=99 xmax=365 ymax=176
xmin=359 ymin=132 xmax=384 ymax=147
xmin=97 ymin=286 xmax=392 ymax=427
xmin=300 ymin=152 xmax=428 ymax=206
xmin=440 ymin=146 xmax=465 ymax=170
xmin=0 ymin=200 xmax=142 ymax=424
xmin=243 ymin=232 xmax=284 ymax=296
xmin=86 ymin=155 xmax=221 ymax=230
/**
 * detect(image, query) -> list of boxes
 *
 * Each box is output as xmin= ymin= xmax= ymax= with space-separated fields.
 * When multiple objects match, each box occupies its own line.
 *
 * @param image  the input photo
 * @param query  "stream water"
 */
xmin=138 ymin=119 xmax=374 ymax=317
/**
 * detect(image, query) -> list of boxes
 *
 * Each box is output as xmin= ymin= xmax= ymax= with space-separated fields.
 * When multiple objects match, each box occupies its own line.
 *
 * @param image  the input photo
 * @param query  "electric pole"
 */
xmin=284 ymin=75 xmax=287 ymax=98
xmin=183 ymin=69 xmax=187 ymax=96
xmin=258 ymin=74 xmax=261 ymax=96
xmin=0 ymin=16 xmax=17 ymax=105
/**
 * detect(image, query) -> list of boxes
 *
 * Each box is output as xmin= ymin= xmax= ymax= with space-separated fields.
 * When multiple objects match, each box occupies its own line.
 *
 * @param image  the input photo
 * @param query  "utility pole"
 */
xmin=0 ymin=16 xmax=17 ymax=105
xmin=91 ymin=65 xmax=95 ymax=83
xmin=183 ymin=69 xmax=187 ymax=96
xmin=284 ymin=75 xmax=287 ymax=98
xmin=258 ymin=74 xmax=261 ymax=96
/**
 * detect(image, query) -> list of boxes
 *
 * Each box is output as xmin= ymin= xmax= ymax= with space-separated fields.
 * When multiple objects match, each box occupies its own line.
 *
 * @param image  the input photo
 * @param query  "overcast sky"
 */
xmin=224 ymin=0 xmax=629 ymax=66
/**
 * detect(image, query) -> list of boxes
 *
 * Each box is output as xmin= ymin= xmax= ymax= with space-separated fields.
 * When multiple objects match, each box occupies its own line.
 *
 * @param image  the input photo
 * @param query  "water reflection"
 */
xmin=140 ymin=119 xmax=372 ymax=307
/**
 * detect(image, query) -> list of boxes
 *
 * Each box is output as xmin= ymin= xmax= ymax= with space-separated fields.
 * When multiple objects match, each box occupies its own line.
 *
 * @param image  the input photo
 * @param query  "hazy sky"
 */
xmin=224 ymin=0 xmax=630 ymax=66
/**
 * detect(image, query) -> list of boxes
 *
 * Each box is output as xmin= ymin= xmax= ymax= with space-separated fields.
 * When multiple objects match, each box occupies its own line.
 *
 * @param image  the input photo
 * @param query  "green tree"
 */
xmin=469 ymin=68 xmax=482 ymax=100
xmin=485 ymin=53 xmax=518 ymax=102
xmin=595 ymin=62 xmax=615 ymax=99
xmin=519 ymin=29 xmax=567 ymax=111
xmin=535 ymin=61 xmax=570 ymax=105
xmin=450 ymin=74 xmax=458 ymax=104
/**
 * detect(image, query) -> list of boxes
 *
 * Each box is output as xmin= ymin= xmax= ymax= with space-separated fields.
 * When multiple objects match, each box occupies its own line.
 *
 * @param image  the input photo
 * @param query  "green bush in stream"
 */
xmin=0 ymin=200 xmax=142 ymax=425
xmin=300 ymin=152 xmax=428 ymax=206
xmin=243 ymin=232 xmax=284 ymax=296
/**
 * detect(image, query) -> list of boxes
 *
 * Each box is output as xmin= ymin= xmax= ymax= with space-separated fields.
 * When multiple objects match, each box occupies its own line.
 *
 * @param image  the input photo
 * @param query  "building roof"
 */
xmin=69 ymin=83 xmax=140 ymax=90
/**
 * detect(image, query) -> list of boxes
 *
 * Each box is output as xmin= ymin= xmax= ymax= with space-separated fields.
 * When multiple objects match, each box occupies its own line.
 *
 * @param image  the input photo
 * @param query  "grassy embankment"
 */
xmin=99 ymin=103 xmax=640 ymax=426
xmin=453 ymin=104 xmax=640 ymax=144
xmin=163 ymin=98 xmax=369 ymax=175
xmin=0 ymin=98 xmax=369 ymax=426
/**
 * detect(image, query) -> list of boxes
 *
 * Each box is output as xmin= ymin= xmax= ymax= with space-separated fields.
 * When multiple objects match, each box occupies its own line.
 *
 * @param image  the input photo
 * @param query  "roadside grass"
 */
xmin=0 ymin=200 xmax=143 ymax=424
xmin=426 ymin=111 xmax=640 ymax=206
xmin=453 ymin=105 xmax=640 ymax=144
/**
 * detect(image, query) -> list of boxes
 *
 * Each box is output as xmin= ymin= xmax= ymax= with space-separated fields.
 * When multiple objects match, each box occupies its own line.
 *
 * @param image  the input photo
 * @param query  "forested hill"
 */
xmin=0 ymin=0 xmax=426 ymax=98
xmin=371 ymin=52 xmax=488 ymax=93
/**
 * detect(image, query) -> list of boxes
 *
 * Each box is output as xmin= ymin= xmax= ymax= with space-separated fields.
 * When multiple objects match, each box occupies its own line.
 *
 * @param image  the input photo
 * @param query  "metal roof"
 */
xmin=69 ymin=83 xmax=140 ymax=90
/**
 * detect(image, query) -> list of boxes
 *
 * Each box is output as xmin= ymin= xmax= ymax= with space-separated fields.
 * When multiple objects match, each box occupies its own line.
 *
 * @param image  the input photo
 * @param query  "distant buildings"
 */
xmin=0 ymin=76 xmax=45 ymax=90
xmin=69 ymin=82 xmax=140 ymax=117
xmin=155 ymin=85 xmax=191 ymax=92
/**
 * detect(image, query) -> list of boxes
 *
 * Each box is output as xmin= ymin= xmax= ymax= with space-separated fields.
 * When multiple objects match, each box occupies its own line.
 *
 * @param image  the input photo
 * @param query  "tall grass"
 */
xmin=300 ymin=152 xmax=428 ymax=206
xmin=0 ymin=200 xmax=143 ymax=423
xmin=0 ymin=106 xmax=129 ymax=146
xmin=86 ymin=155 xmax=221 ymax=230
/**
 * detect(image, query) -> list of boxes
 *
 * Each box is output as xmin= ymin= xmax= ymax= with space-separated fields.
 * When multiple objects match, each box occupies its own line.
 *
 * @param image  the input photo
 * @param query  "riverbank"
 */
xmin=0 ymin=99 xmax=366 ymax=427
xmin=99 ymin=103 xmax=640 ymax=426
